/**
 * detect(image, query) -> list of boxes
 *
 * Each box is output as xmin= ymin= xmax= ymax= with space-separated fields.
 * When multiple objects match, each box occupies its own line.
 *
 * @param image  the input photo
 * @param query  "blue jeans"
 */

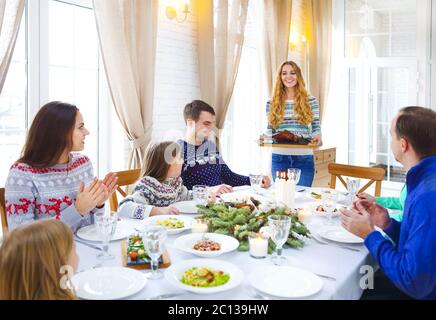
xmin=271 ymin=154 xmax=315 ymax=187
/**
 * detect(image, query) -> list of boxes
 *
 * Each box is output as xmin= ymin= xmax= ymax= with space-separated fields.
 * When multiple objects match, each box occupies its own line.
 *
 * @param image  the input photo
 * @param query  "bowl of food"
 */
xmin=309 ymin=203 xmax=344 ymax=218
xmin=164 ymin=259 xmax=243 ymax=294
xmin=305 ymin=188 xmax=346 ymax=202
xmin=173 ymin=233 xmax=239 ymax=258
xmin=142 ymin=215 xmax=195 ymax=235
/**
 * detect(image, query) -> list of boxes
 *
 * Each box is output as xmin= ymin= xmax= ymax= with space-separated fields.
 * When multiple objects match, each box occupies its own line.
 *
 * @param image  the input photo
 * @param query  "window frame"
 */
xmin=26 ymin=0 xmax=104 ymax=175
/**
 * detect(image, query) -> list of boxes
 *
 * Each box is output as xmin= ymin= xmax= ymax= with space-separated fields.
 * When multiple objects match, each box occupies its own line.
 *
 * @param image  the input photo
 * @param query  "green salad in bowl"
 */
xmin=180 ymin=267 xmax=230 ymax=287
xmin=157 ymin=217 xmax=185 ymax=229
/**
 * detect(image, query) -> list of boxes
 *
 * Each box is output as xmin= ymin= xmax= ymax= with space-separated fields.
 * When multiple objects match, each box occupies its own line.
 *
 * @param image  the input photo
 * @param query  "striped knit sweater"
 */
xmin=266 ymin=96 xmax=321 ymax=136
xmin=5 ymin=153 xmax=103 ymax=232
xmin=118 ymin=176 xmax=192 ymax=219
xmin=266 ymin=96 xmax=321 ymax=155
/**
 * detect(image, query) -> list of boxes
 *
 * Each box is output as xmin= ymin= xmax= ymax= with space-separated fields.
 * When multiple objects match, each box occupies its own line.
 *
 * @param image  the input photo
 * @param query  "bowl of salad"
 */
xmin=141 ymin=215 xmax=195 ymax=235
xmin=164 ymin=259 xmax=244 ymax=294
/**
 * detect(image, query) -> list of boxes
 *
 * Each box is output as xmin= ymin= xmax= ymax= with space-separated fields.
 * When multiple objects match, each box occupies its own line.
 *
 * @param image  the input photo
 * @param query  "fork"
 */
xmin=143 ymin=292 xmax=185 ymax=300
xmin=311 ymin=233 xmax=361 ymax=252
xmin=77 ymin=262 xmax=103 ymax=273
xmin=247 ymin=287 xmax=270 ymax=300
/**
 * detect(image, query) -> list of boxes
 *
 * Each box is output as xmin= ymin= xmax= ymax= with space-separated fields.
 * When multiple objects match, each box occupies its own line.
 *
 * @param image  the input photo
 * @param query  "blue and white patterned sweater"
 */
xmin=118 ymin=176 xmax=192 ymax=219
xmin=177 ymin=139 xmax=250 ymax=190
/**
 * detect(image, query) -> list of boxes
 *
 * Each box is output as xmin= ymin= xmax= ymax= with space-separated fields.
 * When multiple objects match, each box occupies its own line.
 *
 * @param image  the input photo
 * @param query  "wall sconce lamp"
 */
xmin=165 ymin=0 xmax=190 ymax=23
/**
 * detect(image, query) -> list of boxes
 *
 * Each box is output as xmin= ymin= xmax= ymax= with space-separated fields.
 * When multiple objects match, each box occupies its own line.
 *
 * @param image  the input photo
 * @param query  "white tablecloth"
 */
xmin=75 ymin=188 xmax=377 ymax=300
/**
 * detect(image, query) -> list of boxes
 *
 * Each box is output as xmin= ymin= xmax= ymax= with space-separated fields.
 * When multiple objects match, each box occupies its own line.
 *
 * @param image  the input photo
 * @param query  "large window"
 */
xmin=0 ymin=0 xmax=128 ymax=185
xmin=329 ymin=0 xmax=433 ymax=188
xmin=220 ymin=1 xmax=270 ymax=176
xmin=45 ymin=0 xmax=100 ymax=166
xmin=0 ymin=15 xmax=26 ymax=185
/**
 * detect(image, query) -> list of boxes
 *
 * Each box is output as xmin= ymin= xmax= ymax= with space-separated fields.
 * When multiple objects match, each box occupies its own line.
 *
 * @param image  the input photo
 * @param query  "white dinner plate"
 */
xmin=76 ymin=219 xmax=132 ymax=242
xmin=174 ymin=233 xmax=240 ymax=258
xmin=141 ymin=215 xmax=195 ymax=235
xmin=248 ymin=266 xmax=323 ymax=298
xmin=172 ymin=200 xmax=199 ymax=214
xmin=72 ymin=267 xmax=147 ymax=300
xmin=305 ymin=187 xmax=346 ymax=202
xmin=164 ymin=259 xmax=243 ymax=294
xmin=317 ymin=225 xmax=364 ymax=244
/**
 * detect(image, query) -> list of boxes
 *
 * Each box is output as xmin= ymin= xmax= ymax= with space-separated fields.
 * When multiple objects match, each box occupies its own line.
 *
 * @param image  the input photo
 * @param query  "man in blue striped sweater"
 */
xmin=341 ymin=107 xmax=436 ymax=299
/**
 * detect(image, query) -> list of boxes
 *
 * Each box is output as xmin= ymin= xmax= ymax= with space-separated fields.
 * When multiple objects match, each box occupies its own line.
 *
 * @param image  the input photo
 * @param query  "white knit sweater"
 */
xmin=5 ymin=153 xmax=104 ymax=232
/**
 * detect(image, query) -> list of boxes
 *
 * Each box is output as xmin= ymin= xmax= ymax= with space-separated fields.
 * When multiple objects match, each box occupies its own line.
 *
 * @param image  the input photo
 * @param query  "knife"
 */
xmin=74 ymin=237 xmax=103 ymax=251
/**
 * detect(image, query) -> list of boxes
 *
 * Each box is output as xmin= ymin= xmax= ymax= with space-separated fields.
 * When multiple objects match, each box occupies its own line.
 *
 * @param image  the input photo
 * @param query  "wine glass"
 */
xmin=192 ymin=185 xmax=208 ymax=205
xmin=143 ymin=225 xmax=167 ymax=280
xmin=249 ymin=173 xmax=263 ymax=194
xmin=287 ymin=168 xmax=301 ymax=185
xmin=346 ymin=178 xmax=361 ymax=206
xmin=268 ymin=215 xmax=291 ymax=266
xmin=95 ymin=212 xmax=118 ymax=260
xmin=321 ymin=191 xmax=338 ymax=225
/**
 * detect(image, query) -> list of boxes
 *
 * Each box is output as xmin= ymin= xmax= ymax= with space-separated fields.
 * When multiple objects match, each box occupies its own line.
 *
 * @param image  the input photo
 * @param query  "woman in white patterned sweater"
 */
xmin=5 ymin=102 xmax=118 ymax=232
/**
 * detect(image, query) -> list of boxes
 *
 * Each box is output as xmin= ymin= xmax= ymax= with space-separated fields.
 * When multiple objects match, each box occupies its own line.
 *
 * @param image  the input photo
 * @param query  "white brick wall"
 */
xmin=152 ymin=3 xmax=201 ymax=142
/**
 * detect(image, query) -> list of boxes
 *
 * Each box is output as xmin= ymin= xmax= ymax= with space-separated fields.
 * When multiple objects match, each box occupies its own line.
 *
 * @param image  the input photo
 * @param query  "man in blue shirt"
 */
xmin=341 ymin=106 xmax=436 ymax=299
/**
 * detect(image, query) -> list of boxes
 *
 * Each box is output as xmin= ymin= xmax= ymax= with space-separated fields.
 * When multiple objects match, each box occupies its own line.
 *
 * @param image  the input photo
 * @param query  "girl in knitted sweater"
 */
xmin=5 ymin=102 xmax=118 ymax=232
xmin=119 ymin=141 xmax=194 ymax=219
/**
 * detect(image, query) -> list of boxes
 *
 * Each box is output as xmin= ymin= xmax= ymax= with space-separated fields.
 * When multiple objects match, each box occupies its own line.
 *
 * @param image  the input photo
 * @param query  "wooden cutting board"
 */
xmin=121 ymin=240 xmax=171 ymax=270
xmin=259 ymin=141 xmax=317 ymax=149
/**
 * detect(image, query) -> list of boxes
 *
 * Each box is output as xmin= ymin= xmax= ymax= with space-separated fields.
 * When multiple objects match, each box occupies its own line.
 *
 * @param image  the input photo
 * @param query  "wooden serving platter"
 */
xmin=121 ymin=240 xmax=171 ymax=270
xmin=259 ymin=141 xmax=317 ymax=149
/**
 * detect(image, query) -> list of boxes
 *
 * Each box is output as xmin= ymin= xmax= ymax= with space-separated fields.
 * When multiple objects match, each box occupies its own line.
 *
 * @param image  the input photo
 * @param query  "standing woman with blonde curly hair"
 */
xmin=266 ymin=61 xmax=322 ymax=187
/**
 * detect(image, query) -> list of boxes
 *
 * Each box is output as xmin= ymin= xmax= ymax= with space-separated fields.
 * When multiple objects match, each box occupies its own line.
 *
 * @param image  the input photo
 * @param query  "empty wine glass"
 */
xmin=268 ymin=215 xmax=291 ymax=266
xmin=321 ymin=191 xmax=338 ymax=225
xmin=143 ymin=225 xmax=167 ymax=280
xmin=249 ymin=173 xmax=263 ymax=194
xmin=95 ymin=212 xmax=118 ymax=260
xmin=193 ymin=185 xmax=208 ymax=205
xmin=346 ymin=178 xmax=361 ymax=206
xmin=287 ymin=168 xmax=301 ymax=185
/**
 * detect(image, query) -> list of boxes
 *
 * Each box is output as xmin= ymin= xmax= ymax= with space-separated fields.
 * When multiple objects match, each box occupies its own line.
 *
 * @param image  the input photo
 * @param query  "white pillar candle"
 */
xmin=284 ymin=178 xmax=296 ymax=210
xmin=191 ymin=220 xmax=208 ymax=233
xmin=249 ymin=234 xmax=268 ymax=258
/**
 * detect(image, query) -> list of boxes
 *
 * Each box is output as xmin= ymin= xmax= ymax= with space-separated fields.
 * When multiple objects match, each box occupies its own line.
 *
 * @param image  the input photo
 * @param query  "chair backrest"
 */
xmin=1 ymin=187 xmax=8 ymax=234
xmin=328 ymin=163 xmax=386 ymax=197
xmin=109 ymin=169 xmax=142 ymax=212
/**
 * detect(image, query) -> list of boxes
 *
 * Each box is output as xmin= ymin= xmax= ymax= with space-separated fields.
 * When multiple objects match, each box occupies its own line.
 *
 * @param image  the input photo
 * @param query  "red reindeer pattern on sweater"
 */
xmin=44 ymin=196 xmax=74 ymax=219
xmin=6 ymin=196 xmax=75 ymax=220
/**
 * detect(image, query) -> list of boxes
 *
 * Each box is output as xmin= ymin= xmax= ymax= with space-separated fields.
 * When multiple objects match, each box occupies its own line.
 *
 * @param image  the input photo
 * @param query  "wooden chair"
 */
xmin=109 ymin=169 xmax=142 ymax=212
xmin=328 ymin=163 xmax=386 ymax=197
xmin=1 ymin=187 xmax=8 ymax=234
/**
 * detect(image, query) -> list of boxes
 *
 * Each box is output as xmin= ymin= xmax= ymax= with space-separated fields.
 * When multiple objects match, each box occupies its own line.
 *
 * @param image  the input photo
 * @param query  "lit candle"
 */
xmin=297 ymin=208 xmax=311 ymax=223
xmin=249 ymin=233 xmax=268 ymax=259
xmin=191 ymin=218 xmax=208 ymax=233
xmin=275 ymin=172 xmax=285 ymax=205
xmin=284 ymin=178 xmax=296 ymax=210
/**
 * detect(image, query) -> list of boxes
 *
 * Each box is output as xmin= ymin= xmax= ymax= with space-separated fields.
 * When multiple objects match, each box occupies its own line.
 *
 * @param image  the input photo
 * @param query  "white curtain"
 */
xmin=0 ymin=0 xmax=25 ymax=94
xmin=307 ymin=0 xmax=332 ymax=123
xmin=195 ymin=0 xmax=249 ymax=131
xmin=93 ymin=0 xmax=159 ymax=168
xmin=259 ymin=0 xmax=292 ymax=95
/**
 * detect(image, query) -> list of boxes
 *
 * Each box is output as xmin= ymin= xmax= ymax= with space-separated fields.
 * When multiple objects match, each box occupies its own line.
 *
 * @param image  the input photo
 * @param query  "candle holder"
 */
xmin=274 ymin=171 xmax=296 ymax=209
xmin=248 ymin=232 xmax=269 ymax=259
xmin=191 ymin=218 xmax=209 ymax=233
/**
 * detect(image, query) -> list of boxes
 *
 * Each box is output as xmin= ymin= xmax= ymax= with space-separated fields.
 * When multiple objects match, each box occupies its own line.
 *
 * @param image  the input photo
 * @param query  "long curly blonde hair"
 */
xmin=268 ymin=61 xmax=313 ymax=129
